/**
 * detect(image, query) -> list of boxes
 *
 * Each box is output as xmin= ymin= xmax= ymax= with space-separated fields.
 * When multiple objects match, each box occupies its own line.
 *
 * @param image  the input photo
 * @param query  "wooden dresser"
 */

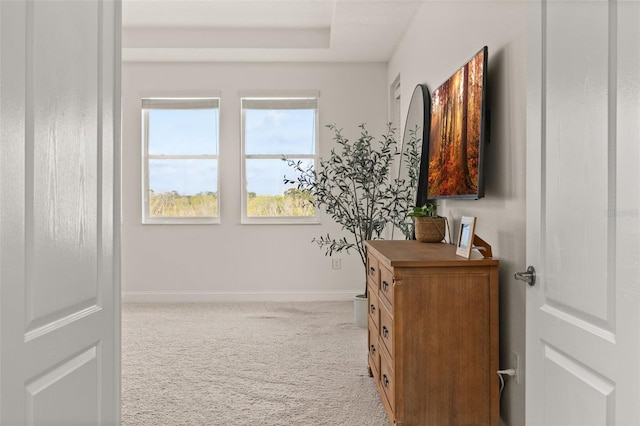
xmin=365 ymin=240 xmax=499 ymax=426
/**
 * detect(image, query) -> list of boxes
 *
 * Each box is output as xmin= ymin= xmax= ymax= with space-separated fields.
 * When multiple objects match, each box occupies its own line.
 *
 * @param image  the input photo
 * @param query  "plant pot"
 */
xmin=353 ymin=294 xmax=368 ymax=328
xmin=414 ymin=216 xmax=446 ymax=243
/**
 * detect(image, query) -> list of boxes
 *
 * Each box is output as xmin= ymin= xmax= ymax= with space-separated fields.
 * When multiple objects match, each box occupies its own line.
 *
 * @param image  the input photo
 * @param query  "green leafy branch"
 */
xmin=284 ymin=123 xmax=418 ymax=292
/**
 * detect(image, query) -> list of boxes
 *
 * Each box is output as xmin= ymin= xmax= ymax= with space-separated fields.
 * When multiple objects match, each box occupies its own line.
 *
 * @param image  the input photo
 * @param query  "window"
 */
xmin=241 ymin=96 xmax=318 ymax=223
xmin=142 ymin=98 xmax=220 ymax=224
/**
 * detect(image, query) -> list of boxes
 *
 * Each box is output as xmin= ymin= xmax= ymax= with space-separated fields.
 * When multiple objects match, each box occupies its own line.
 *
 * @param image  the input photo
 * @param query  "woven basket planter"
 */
xmin=414 ymin=217 xmax=446 ymax=243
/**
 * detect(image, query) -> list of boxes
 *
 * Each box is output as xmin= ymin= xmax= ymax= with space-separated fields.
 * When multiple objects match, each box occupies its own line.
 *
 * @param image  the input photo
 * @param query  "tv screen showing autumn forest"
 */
xmin=427 ymin=47 xmax=487 ymax=199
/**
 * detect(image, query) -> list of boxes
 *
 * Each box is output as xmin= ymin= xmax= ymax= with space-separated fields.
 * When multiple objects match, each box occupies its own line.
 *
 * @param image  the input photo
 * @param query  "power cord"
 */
xmin=497 ymin=369 xmax=516 ymax=395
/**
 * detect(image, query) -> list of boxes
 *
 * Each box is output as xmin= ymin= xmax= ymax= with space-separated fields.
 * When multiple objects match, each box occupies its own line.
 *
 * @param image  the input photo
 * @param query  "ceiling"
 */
xmin=122 ymin=0 xmax=426 ymax=62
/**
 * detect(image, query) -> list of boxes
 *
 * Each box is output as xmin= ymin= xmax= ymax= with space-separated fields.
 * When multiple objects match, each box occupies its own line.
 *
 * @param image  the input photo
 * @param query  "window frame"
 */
xmin=240 ymin=94 xmax=319 ymax=224
xmin=141 ymin=97 xmax=221 ymax=225
xmin=390 ymin=74 xmax=402 ymax=137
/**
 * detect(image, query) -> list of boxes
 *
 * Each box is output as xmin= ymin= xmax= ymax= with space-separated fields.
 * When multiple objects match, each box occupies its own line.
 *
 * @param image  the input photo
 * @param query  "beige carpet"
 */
xmin=122 ymin=302 xmax=389 ymax=426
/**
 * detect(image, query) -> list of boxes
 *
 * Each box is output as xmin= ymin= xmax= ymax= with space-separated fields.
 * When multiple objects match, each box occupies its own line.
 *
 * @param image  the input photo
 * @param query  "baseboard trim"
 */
xmin=122 ymin=291 xmax=360 ymax=303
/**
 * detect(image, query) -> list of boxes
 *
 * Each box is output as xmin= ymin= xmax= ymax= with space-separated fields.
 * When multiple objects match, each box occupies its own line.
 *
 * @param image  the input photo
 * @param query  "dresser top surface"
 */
xmin=366 ymin=240 xmax=499 ymax=268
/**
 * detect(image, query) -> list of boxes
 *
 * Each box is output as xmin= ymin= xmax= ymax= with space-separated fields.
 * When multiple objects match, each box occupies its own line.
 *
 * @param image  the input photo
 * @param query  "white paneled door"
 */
xmin=0 ymin=0 xmax=121 ymax=425
xmin=526 ymin=0 xmax=639 ymax=424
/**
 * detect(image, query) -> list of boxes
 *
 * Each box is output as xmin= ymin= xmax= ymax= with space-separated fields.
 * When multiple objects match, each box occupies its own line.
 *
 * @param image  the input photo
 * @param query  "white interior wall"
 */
xmin=387 ymin=2 xmax=527 ymax=425
xmin=121 ymin=62 xmax=388 ymax=302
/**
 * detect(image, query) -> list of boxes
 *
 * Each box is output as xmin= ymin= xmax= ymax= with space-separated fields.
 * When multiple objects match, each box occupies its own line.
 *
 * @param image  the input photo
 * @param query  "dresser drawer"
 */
xmin=379 ymin=265 xmax=394 ymax=307
xmin=380 ymin=351 xmax=395 ymax=414
xmin=367 ymin=281 xmax=380 ymax=330
xmin=367 ymin=252 xmax=380 ymax=285
xmin=368 ymin=322 xmax=380 ymax=380
xmin=379 ymin=303 xmax=394 ymax=359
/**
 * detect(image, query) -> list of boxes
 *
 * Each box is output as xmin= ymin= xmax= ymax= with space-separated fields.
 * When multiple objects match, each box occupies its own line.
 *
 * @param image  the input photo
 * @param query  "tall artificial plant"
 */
xmin=284 ymin=123 xmax=415 ymax=296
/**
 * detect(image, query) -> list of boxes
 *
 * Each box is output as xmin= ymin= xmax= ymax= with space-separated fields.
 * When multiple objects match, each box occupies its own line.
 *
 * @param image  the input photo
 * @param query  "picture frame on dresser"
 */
xmin=456 ymin=216 xmax=477 ymax=258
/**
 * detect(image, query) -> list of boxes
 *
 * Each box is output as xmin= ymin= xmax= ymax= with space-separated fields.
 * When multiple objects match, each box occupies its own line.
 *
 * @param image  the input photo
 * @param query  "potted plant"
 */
xmin=284 ymin=123 xmax=414 ymax=326
xmin=408 ymin=203 xmax=447 ymax=243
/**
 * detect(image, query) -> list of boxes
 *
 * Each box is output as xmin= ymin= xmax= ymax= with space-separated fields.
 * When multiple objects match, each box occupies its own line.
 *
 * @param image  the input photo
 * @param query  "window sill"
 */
xmin=241 ymin=217 xmax=320 ymax=225
xmin=142 ymin=217 xmax=220 ymax=225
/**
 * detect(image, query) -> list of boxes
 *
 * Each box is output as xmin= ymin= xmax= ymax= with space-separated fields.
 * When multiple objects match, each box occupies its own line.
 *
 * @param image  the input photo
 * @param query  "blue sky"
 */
xmin=245 ymin=109 xmax=315 ymax=195
xmin=148 ymin=109 xmax=218 ymax=195
xmin=149 ymin=159 xmax=218 ymax=195
xmin=245 ymin=109 xmax=315 ymax=155
xmin=246 ymin=158 xmax=313 ymax=196
xmin=149 ymin=109 xmax=218 ymax=156
xmin=148 ymin=108 xmax=315 ymax=196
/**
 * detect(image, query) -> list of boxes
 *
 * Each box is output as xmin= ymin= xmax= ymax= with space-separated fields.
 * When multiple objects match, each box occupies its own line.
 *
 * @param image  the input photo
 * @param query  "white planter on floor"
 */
xmin=353 ymin=294 xmax=368 ymax=328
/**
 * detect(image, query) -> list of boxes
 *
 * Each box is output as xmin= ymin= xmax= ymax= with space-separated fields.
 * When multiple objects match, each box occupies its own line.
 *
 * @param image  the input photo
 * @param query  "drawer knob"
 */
xmin=382 ymin=326 xmax=389 ymax=338
xmin=382 ymin=281 xmax=389 ymax=291
xmin=383 ymin=374 xmax=389 ymax=388
xmin=370 ymin=304 xmax=376 ymax=314
xmin=370 ymin=344 xmax=376 ymax=355
xmin=369 ymin=266 xmax=376 ymax=275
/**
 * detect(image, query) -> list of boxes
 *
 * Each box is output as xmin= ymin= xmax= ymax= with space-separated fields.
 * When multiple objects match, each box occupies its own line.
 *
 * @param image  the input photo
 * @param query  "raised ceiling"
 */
xmin=122 ymin=0 xmax=425 ymax=62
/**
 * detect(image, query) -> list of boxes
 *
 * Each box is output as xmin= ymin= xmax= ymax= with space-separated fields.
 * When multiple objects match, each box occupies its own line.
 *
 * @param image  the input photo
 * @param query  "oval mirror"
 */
xmin=393 ymin=84 xmax=431 ymax=239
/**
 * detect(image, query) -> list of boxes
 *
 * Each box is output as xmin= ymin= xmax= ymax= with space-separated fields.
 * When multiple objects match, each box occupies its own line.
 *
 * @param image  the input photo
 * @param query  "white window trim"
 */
xmin=141 ymin=97 xmax=221 ymax=225
xmin=390 ymin=74 xmax=402 ymax=137
xmin=240 ymin=93 xmax=320 ymax=225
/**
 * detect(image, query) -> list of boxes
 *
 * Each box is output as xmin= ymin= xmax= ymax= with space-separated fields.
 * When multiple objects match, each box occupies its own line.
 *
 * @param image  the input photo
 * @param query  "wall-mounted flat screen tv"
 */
xmin=427 ymin=46 xmax=488 ymax=199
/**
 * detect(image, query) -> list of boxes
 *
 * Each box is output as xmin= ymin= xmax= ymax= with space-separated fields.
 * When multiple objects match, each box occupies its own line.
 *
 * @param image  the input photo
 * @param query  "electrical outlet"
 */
xmin=512 ymin=351 xmax=521 ymax=384
xmin=332 ymin=258 xmax=341 ymax=270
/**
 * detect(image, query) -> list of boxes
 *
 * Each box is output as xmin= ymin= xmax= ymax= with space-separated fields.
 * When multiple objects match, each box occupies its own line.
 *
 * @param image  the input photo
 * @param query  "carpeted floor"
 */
xmin=122 ymin=302 xmax=389 ymax=426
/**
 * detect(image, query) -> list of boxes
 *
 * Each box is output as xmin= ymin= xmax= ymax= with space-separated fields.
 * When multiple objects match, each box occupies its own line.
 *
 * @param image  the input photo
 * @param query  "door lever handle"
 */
xmin=514 ymin=266 xmax=536 ymax=286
